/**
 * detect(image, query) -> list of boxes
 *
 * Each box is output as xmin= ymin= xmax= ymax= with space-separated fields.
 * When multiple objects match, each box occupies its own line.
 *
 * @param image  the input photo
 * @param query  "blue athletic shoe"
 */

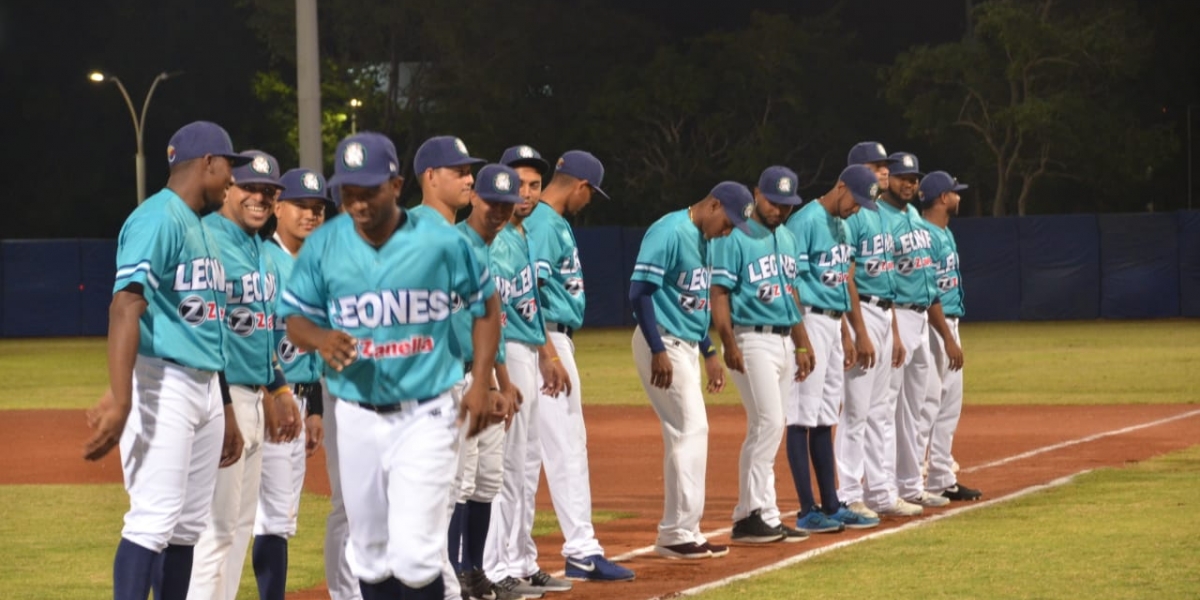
xmin=796 ymin=507 xmax=845 ymax=533
xmin=831 ymin=505 xmax=881 ymax=530
xmin=564 ymin=554 xmax=635 ymax=581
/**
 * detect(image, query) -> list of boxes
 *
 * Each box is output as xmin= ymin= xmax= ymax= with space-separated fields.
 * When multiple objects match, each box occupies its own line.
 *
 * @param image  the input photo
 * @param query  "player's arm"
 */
xmin=83 ymin=286 xmax=147 ymax=460
xmin=629 ymin=280 xmax=673 ymax=389
xmin=286 ymin=316 xmax=357 ymax=371
xmin=926 ymin=300 xmax=963 ymax=370
xmin=845 ymin=264 xmax=875 ymax=369
xmin=709 ymin=285 xmax=743 ymax=374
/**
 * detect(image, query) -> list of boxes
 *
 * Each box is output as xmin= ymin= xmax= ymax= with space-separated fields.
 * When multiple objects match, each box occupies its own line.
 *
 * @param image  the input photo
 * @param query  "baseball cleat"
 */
xmin=563 ymin=555 xmax=634 ymax=582
xmin=846 ymin=500 xmax=879 ymax=519
xmin=699 ymin=541 xmax=730 ymax=558
xmin=775 ymin=522 xmax=810 ymax=543
xmin=906 ymin=491 xmax=951 ymax=508
xmin=495 ymin=575 xmax=544 ymax=599
xmin=941 ymin=482 xmax=983 ymax=501
xmin=796 ymin=507 xmax=845 ymax=533
xmin=654 ymin=542 xmax=712 ymax=560
xmin=732 ymin=509 xmax=787 ymax=543
xmin=831 ymin=505 xmax=881 ymax=529
xmin=874 ymin=497 xmax=923 ymax=517
xmin=526 ymin=569 xmax=575 ymax=590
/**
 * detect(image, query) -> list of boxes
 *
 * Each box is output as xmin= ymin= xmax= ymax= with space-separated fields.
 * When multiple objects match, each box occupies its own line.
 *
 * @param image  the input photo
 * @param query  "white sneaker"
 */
xmin=875 ymin=497 xmax=923 ymax=517
xmin=846 ymin=501 xmax=879 ymax=519
xmin=907 ymin=491 xmax=951 ymax=508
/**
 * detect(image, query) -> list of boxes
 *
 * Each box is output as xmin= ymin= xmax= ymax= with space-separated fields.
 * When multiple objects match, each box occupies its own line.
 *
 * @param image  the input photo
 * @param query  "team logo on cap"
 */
xmin=875 ymin=143 xmax=886 ymax=156
xmin=495 ymin=172 xmax=512 ymax=192
xmin=343 ymin=142 xmax=366 ymax=170
xmin=742 ymin=203 xmax=753 ymax=220
xmin=869 ymin=183 xmax=880 ymax=199
xmin=778 ymin=177 xmax=793 ymax=194
xmin=302 ymin=172 xmax=321 ymax=191
xmin=556 ymin=157 xmax=566 ymax=170
xmin=518 ymin=145 xmax=534 ymax=158
xmin=167 ymin=145 xmax=177 ymax=163
xmin=902 ymin=155 xmax=915 ymax=168
xmin=251 ymin=155 xmax=272 ymax=174
xmin=454 ymin=138 xmax=468 ymax=155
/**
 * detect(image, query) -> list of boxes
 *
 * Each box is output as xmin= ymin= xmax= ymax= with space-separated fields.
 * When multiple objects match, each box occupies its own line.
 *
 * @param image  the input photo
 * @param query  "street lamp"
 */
xmin=88 ymin=70 xmax=182 ymax=204
xmin=349 ymin=98 xmax=363 ymax=134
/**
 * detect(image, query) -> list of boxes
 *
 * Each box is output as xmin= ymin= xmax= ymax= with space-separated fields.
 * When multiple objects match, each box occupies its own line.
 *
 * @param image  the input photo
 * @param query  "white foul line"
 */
xmin=548 ymin=407 xmax=1200 ymax=580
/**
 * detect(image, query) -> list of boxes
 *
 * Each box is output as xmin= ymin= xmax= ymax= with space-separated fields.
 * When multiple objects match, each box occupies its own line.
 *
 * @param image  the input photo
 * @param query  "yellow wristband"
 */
xmin=551 ymin=357 xmax=560 ymax=362
xmin=795 ymin=347 xmax=809 ymax=354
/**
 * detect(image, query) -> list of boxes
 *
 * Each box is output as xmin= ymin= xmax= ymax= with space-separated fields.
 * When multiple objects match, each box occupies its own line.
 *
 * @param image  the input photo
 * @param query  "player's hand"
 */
xmin=892 ymin=338 xmax=907 ymax=368
xmin=538 ymin=357 xmax=570 ymax=397
xmin=491 ymin=388 xmax=517 ymax=431
xmin=220 ymin=404 xmax=245 ymax=468
xmin=855 ymin=333 xmax=876 ymax=370
xmin=794 ymin=346 xmax=814 ymax=382
xmin=946 ymin=339 xmax=965 ymax=371
xmin=842 ymin=335 xmax=857 ymax=371
xmin=275 ymin=392 xmax=302 ymax=443
xmin=650 ymin=351 xmax=673 ymax=389
xmin=458 ymin=379 xmax=500 ymax=438
xmin=704 ymin=353 xmax=726 ymax=393
xmin=304 ymin=414 xmax=324 ymax=457
xmin=499 ymin=379 xmax=523 ymax=411
xmin=722 ymin=343 xmax=745 ymax=374
xmin=317 ymin=330 xmax=358 ymax=372
xmin=83 ymin=388 xmax=131 ymax=461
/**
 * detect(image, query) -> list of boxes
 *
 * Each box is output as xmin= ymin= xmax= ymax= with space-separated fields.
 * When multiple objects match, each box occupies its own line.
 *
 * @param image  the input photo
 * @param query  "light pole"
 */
xmin=89 ymin=70 xmax=182 ymax=204
xmin=349 ymin=98 xmax=363 ymax=134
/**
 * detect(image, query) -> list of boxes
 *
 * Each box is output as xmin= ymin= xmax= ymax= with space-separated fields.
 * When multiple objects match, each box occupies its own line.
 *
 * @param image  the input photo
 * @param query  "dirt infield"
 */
xmin=9 ymin=403 xmax=1198 ymax=599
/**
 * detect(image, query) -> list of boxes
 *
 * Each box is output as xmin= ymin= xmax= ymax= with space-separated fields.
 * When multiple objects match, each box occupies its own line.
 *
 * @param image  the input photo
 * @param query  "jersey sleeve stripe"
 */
xmin=114 ymin=263 xmax=159 ymax=289
xmin=711 ymin=268 xmax=738 ymax=281
xmin=282 ymin=290 xmax=326 ymax=317
xmin=115 ymin=261 xmax=152 ymax=278
xmin=633 ymin=263 xmax=666 ymax=276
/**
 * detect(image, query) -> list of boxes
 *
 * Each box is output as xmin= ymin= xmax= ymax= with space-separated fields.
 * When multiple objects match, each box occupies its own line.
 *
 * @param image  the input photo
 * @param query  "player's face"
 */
xmin=837 ymin=186 xmax=861 ymax=219
xmin=865 ymin=161 xmax=891 ymax=191
xmin=227 ymin=183 xmax=280 ymax=233
xmin=470 ymin=193 xmax=516 ymax=235
xmin=700 ymin=199 xmax=736 ymax=239
xmin=945 ymin=191 xmax=962 ymax=215
xmin=753 ymin=191 xmax=789 ymax=229
xmin=565 ymin=182 xmax=594 ymax=216
xmin=341 ymin=178 xmax=402 ymax=232
xmin=202 ymin=156 xmax=235 ymax=213
xmin=274 ymin=198 xmax=326 ymax=241
xmin=428 ymin=165 xmax=476 ymax=212
xmin=891 ymin=174 xmax=919 ymax=204
xmin=513 ymin=166 xmax=543 ymax=219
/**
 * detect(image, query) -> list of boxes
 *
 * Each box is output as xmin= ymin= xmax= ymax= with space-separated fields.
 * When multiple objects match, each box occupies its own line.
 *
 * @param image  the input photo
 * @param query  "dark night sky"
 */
xmin=0 ymin=0 xmax=1196 ymax=238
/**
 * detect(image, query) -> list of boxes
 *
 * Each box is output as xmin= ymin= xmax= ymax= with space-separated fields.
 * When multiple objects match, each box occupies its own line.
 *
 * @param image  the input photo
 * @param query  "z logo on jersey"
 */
xmin=277 ymin=337 xmax=303 ymax=364
xmin=864 ymin=257 xmax=895 ymax=277
xmin=178 ymin=295 xmax=212 ymax=326
xmin=820 ymin=270 xmax=850 ymax=288
xmin=937 ymin=275 xmax=959 ymax=293
xmin=226 ymin=306 xmax=274 ymax=337
xmin=564 ymin=277 xmax=584 ymax=296
xmin=678 ymin=292 xmax=708 ymax=314
xmin=516 ymin=297 xmax=539 ymax=322
xmin=895 ymin=255 xmax=934 ymax=276
xmin=756 ymin=282 xmax=794 ymax=302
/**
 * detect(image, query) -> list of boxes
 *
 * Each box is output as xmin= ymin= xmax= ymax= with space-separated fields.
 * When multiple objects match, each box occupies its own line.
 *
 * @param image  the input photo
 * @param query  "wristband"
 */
xmin=551 ymin=357 xmax=560 ymax=362
xmin=795 ymin=347 xmax=809 ymax=354
xmin=702 ymin=347 xmax=717 ymax=358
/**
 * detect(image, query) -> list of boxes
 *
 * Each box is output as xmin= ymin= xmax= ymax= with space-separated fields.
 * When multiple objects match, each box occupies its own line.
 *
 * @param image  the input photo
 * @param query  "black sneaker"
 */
xmin=776 ymin=522 xmax=810 ymax=543
xmin=731 ymin=509 xmax=786 ymax=543
xmin=941 ymin=482 xmax=983 ymax=502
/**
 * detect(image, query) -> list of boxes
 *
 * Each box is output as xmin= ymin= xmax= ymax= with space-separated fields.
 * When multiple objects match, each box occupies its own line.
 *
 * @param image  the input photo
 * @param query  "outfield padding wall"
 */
xmin=3 ymin=212 xmax=1197 ymax=336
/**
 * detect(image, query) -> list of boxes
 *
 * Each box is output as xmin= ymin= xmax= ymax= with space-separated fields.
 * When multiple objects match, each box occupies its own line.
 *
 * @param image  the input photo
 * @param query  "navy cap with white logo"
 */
xmin=231 ymin=150 xmax=282 ymax=188
xmin=889 ymin=152 xmax=923 ymax=177
xmin=757 ymin=166 xmax=802 ymax=206
xmin=279 ymin=168 xmax=327 ymax=202
xmin=328 ymin=132 xmax=401 ymax=189
xmin=840 ymin=165 xmax=881 ymax=211
xmin=414 ymin=135 xmax=486 ymax=174
xmin=554 ymin=150 xmax=609 ymax=200
xmin=166 ymin=121 xmax=251 ymax=167
xmin=711 ymin=181 xmax=755 ymax=235
xmin=500 ymin=144 xmax=550 ymax=176
xmin=847 ymin=141 xmax=900 ymax=166
xmin=919 ymin=171 xmax=968 ymax=205
xmin=474 ymin=164 xmax=522 ymax=204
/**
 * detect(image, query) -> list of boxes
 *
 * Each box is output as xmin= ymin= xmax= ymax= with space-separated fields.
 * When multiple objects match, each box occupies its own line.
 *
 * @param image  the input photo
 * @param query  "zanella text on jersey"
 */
xmin=356 ymin=336 xmax=436 ymax=360
xmin=331 ymin=289 xmax=453 ymax=328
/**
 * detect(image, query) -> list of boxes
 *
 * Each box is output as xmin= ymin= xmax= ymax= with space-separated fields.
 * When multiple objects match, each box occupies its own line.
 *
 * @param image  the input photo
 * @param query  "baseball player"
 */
xmin=280 ymin=131 xmax=503 ymax=599
xmin=254 ymin=167 xmax=331 ymax=600
xmin=838 ymin=143 xmax=924 ymax=519
xmin=190 ymin=150 xmax=302 ymax=600
xmin=709 ymin=166 xmax=812 ymax=544
xmin=83 ymin=121 xmax=251 ymax=600
xmin=918 ymin=171 xmax=983 ymax=502
xmin=876 ymin=153 xmax=954 ymax=511
xmin=523 ymin=151 xmax=635 ymax=580
xmin=630 ymin=181 xmax=753 ymax=560
xmin=782 ymin=165 xmax=880 ymax=533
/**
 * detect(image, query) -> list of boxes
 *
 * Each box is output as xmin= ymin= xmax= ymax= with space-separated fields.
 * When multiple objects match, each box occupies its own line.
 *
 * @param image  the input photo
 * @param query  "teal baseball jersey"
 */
xmin=279 ymin=211 xmax=495 ymax=404
xmin=710 ymin=225 xmax=803 ymax=327
xmin=113 ymin=189 xmax=226 ymax=372
xmin=844 ymin=207 xmax=897 ymax=299
xmin=266 ymin=239 xmax=322 ymax=384
xmin=203 ymin=213 xmax=280 ymax=386
xmin=525 ymin=202 xmax=586 ymax=330
xmin=880 ymin=202 xmax=938 ymax=307
xmin=491 ymin=224 xmax=546 ymax=346
xmin=924 ymin=222 xmax=965 ymax=317
xmin=784 ymin=200 xmax=853 ymax=312
xmin=631 ymin=209 xmax=712 ymax=342
xmin=454 ymin=221 xmax=507 ymax=365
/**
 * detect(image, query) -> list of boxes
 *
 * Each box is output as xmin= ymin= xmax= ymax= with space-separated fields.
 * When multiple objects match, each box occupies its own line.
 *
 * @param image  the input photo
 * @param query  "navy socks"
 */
xmin=360 ymin=575 xmax=444 ymax=600
xmin=786 ymin=426 xmax=816 ymax=513
xmin=465 ymin=500 xmax=492 ymax=574
xmin=809 ymin=425 xmax=841 ymax=513
xmin=114 ymin=538 xmax=156 ymax=600
xmin=448 ymin=502 xmax=468 ymax=572
xmin=252 ymin=534 xmax=289 ymax=600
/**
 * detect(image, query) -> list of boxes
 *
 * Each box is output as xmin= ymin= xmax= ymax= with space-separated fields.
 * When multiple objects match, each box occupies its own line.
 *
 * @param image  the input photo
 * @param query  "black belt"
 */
xmin=549 ymin=322 xmax=574 ymax=339
xmin=463 ymin=360 xmax=473 ymax=374
xmin=895 ymin=303 xmax=928 ymax=313
xmin=810 ymin=307 xmax=846 ymax=319
xmin=345 ymin=396 xmax=438 ymax=414
xmin=752 ymin=325 xmax=791 ymax=335
xmin=858 ymin=295 xmax=894 ymax=310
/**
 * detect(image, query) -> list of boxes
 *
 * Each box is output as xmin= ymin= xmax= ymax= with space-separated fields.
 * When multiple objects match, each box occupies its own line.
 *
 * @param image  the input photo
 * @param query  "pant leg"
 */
xmin=484 ymin=343 xmax=537 ymax=582
xmin=894 ymin=310 xmax=933 ymax=500
xmin=927 ymin=320 xmax=965 ymax=493
xmin=729 ymin=331 xmax=788 ymax=525
xmin=837 ymin=304 xmax=891 ymax=505
xmin=322 ymin=386 xmax=363 ymax=600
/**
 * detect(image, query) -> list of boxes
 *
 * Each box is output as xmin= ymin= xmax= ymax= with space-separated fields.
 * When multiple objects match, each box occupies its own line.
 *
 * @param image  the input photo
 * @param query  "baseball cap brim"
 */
xmin=761 ymin=190 xmax=802 ymax=206
xmin=234 ymin=176 xmax=283 ymax=188
xmin=222 ymin=153 xmax=253 ymax=166
xmin=328 ymin=171 xmax=394 ymax=189
xmin=850 ymin=189 xmax=879 ymax=211
xmin=477 ymin=191 xmax=522 ymax=204
xmin=438 ymin=156 xmax=487 ymax=171
xmin=506 ymin=157 xmax=550 ymax=175
xmin=589 ymin=183 xmax=610 ymax=200
xmin=720 ymin=205 xmax=756 ymax=236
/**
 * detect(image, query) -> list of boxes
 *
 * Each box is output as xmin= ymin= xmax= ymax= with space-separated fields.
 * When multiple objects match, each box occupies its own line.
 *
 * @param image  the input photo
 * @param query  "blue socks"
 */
xmin=809 ymin=425 xmax=841 ymax=514
xmin=786 ymin=426 xmax=816 ymax=512
xmin=252 ymin=534 xmax=289 ymax=600
xmin=359 ymin=575 xmax=444 ymax=600
xmin=448 ymin=502 xmax=468 ymax=572
xmin=113 ymin=538 xmax=157 ymax=600
xmin=465 ymin=500 xmax=492 ymax=573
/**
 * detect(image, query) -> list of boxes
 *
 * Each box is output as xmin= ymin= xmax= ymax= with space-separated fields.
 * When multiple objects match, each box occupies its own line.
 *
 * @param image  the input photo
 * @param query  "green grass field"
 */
xmin=0 ymin=320 xmax=1196 ymax=598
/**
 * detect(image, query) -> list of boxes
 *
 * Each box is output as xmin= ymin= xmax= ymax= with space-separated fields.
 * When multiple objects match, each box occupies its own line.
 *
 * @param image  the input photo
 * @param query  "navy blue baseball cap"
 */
xmin=554 ymin=150 xmax=609 ymax=200
xmin=889 ymin=152 xmax=923 ymax=177
xmin=839 ymin=165 xmax=881 ymax=211
xmin=500 ymin=144 xmax=550 ymax=176
xmin=328 ymin=132 xmax=401 ymax=188
xmin=167 ymin=121 xmax=251 ymax=167
xmin=414 ymin=135 xmax=486 ymax=174
xmin=847 ymin=141 xmax=900 ymax=166
xmin=711 ymin=181 xmax=755 ymax=235
xmin=474 ymin=164 xmax=522 ymax=204
xmin=279 ymin=168 xmax=327 ymax=201
xmin=919 ymin=171 xmax=968 ymax=205
xmin=757 ymin=166 xmax=802 ymax=206
xmin=231 ymin=150 xmax=282 ymax=188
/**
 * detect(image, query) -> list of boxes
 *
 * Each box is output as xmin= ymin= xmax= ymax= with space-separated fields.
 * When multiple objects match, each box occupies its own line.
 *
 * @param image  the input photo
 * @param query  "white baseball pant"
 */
xmin=838 ymin=302 xmax=895 ymax=506
xmin=925 ymin=318 xmax=964 ymax=493
xmin=632 ymin=327 xmax=709 ymax=548
xmin=442 ymin=377 xmax=470 ymax=600
xmin=254 ymin=394 xmax=307 ymax=538
xmin=336 ymin=392 xmax=460 ymax=586
xmin=787 ymin=310 xmax=843 ymax=429
xmin=188 ymin=385 xmax=265 ymax=600
xmin=485 ymin=342 xmax=539 ymax=582
xmin=322 ymin=379 xmax=362 ymax=600
xmin=119 ymin=355 xmax=225 ymax=552
xmin=893 ymin=307 xmax=934 ymax=501
xmin=534 ymin=330 xmax=604 ymax=560
xmin=728 ymin=328 xmax=794 ymax=527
